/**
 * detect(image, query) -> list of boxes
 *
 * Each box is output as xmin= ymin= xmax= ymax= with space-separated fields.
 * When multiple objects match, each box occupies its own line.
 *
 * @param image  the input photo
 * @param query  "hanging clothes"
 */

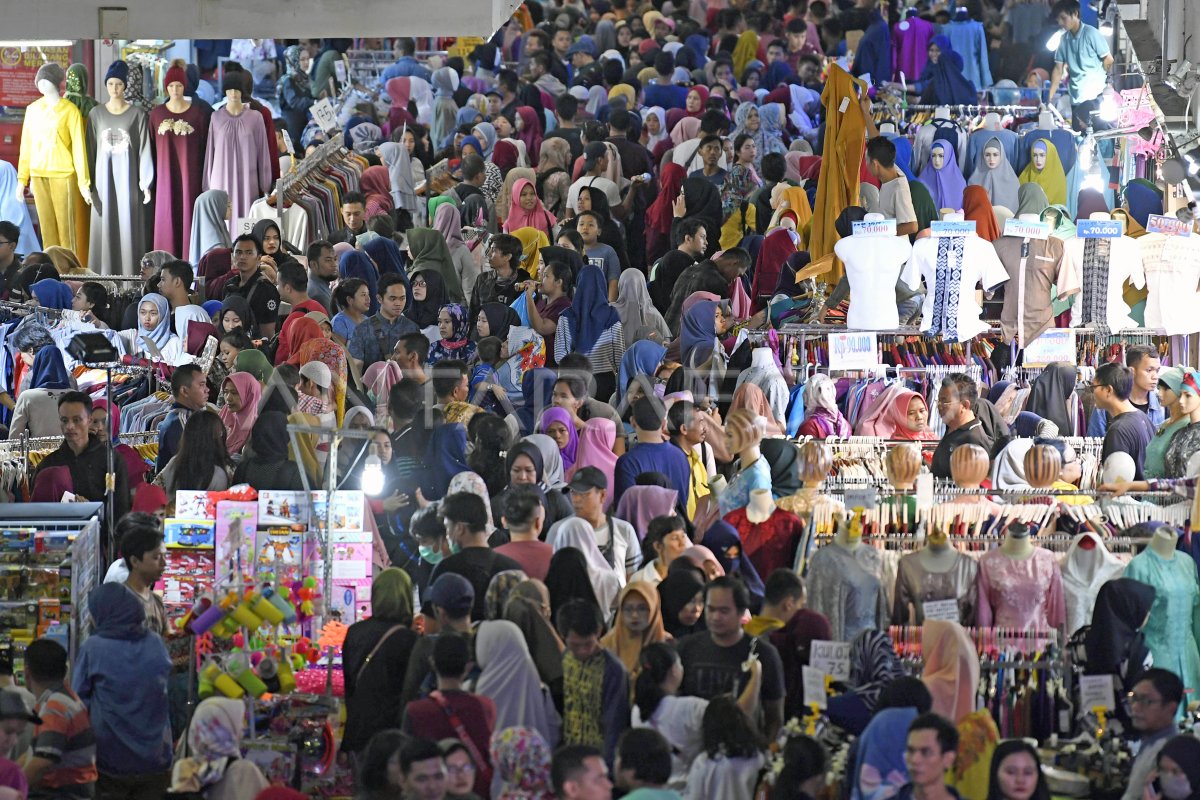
xmin=941 ymin=16 xmax=992 ymax=90
xmin=810 ymin=65 xmax=867 ymax=276
xmin=1123 ymin=548 xmax=1200 ymax=705
xmin=87 ymin=100 xmax=154 ymax=276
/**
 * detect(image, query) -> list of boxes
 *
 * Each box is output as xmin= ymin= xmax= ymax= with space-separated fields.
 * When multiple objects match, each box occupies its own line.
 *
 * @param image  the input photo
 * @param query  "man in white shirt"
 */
xmin=866 ymin=136 xmax=918 ymax=237
xmin=672 ymin=109 xmax=731 ymax=175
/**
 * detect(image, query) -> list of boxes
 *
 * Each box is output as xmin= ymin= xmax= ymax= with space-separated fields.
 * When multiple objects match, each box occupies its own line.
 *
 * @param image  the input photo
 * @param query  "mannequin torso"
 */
xmin=999 ymin=530 xmax=1035 ymax=559
xmin=745 ymin=488 xmax=775 ymax=524
xmin=918 ymin=537 xmax=960 ymax=572
xmin=1150 ymin=527 xmax=1177 ymax=559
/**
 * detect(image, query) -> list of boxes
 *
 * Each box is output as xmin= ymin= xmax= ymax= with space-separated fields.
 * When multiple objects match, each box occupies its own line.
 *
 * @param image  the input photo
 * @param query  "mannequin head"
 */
xmin=105 ymin=78 xmax=125 ymax=103
xmin=983 ymin=145 xmax=1001 ymax=170
xmin=34 ymin=63 xmax=64 ymax=99
xmin=949 ymin=444 xmax=990 ymax=488
xmin=797 ymin=441 xmax=832 ymax=486
xmin=1023 ymin=444 xmax=1062 ymax=489
xmin=103 ymin=60 xmax=128 ymax=104
xmin=1031 ymin=143 xmax=1047 ymax=171
xmin=1101 ymin=452 xmax=1136 ymax=484
xmin=723 ymin=409 xmax=764 ymax=455
xmin=224 ymin=87 xmax=243 ymax=104
xmin=885 ymin=444 xmax=922 ymax=490
xmin=36 ymin=79 xmax=59 ymax=99
xmin=1178 ymin=382 xmax=1200 ymax=416
xmin=167 ymin=80 xmax=186 ymax=102
xmin=931 ymin=144 xmax=946 ymax=170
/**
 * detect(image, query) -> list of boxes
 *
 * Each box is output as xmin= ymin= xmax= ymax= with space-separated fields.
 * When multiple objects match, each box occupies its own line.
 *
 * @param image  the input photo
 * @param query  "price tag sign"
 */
xmin=334 ymin=59 xmax=348 ymax=86
xmin=851 ymin=219 xmax=897 ymax=237
xmin=1076 ymin=219 xmax=1124 ymax=238
xmin=234 ymin=218 xmax=257 ymax=237
xmin=845 ymin=487 xmax=878 ymax=510
xmin=923 ymin=599 xmax=960 ymax=622
xmin=1022 ymin=329 xmax=1077 ymax=368
xmin=809 ymin=640 xmax=851 ymax=681
xmin=311 ymin=98 xmax=338 ymax=134
xmin=930 ymin=220 xmax=977 ymax=237
xmin=1004 ymin=219 xmax=1051 ymax=240
xmin=281 ymin=130 xmax=295 ymax=157
xmin=1079 ymin=674 xmax=1116 ymax=711
xmin=802 ymin=665 xmax=828 ymax=709
xmin=829 ymin=331 xmax=878 ymax=369
xmin=1147 ymin=214 xmax=1192 ymax=237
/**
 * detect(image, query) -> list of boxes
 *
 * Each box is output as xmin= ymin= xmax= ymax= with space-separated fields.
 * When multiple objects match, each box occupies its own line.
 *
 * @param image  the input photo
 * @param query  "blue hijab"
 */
xmin=921 ymin=52 xmax=977 ymax=105
xmin=704 ymin=520 xmax=765 ymax=611
xmin=88 ymin=582 xmax=148 ymax=641
xmin=30 ymin=279 xmax=72 ymax=310
xmin=30 ymin=345 xmax=70 ymax=390
xmin=684 ymin=34 xmax=710 ymax=69
xmin=562 ymin=264 xmax=620 ymax=356
xmin=516 ymin=367 xmax=558 ymax=436
xmin=461 ymin=135 xmax=484 ymax=158
xmin=423 ymin=422 xmax=469 ymax=501
xmin=0 ymin=161 xmax=41 ymax=255
xmin=339 ymin=250 xmax=380 ymax=316
xmin=1124 ymin=180 xmax=1164 ymax=228
xmin=889 ymin=135 xmax=917 ymax=182
xmin=851 ymin=707 xmax=918 ymax=800
xmin=762 ymin=60 xmax=795 ymax=91
xmin=456 ymin=106 xmax=481 ymax=128
xmin=472 ymin=122 xmax=497 ymax=158
xmin=618 ymin=341 xmax=667 ymax=402
xmin=680 ymin=300 xmax=718 ymax=368
xmin=137 ymin=293 xmax=173 ymax=350
xmin=363 ymin=236 xmax=408 ymax=278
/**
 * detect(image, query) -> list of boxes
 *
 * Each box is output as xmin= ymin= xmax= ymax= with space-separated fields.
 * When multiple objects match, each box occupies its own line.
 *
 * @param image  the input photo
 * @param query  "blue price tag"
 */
xmin=1076 ymin=219 xmax=1124 ymax=238
xmin=930 ymin=220 xmax=977 ymax=237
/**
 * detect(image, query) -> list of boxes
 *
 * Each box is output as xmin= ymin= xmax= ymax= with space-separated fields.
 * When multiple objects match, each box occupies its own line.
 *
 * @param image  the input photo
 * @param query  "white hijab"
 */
xmin=548 ymin=517 xmax=623 ymax=612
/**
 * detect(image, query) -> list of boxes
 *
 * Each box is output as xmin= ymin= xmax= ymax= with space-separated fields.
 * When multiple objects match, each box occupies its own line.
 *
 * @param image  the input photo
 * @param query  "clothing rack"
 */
xmin=275 ymin=133 xmax=348 ymax=200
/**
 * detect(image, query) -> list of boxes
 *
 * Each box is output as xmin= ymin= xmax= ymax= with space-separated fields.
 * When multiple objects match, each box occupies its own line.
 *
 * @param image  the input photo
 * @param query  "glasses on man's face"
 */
xmin=1126 ymin=693 xmax=1164 ymax=708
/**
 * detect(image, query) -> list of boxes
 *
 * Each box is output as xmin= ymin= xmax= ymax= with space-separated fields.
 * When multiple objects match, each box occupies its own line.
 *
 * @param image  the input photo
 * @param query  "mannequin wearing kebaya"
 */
xmin=1123 ymin=526 xmax=1200 ymax=703
xmin=806 ymin=510 xmax=887 ymax=642
xmin=151 ymin=60 xmax=210 ymax=261
xmin=203 ymin=72 xmax=271 ymax=236
xmin=976 ymin=521 xmax=1066 ymax=629
xmin=87 ymin=60 xmax=153 ymax=276
xmin=1060 ymin=531 xmax=1125 ymax=635
xmin=723 ymin=487 xmax=804 ymax=579
xmin=894 ymin=526 xmax=978 ymax=625
xmin=16 ymin=63 xmax=92 ymax=253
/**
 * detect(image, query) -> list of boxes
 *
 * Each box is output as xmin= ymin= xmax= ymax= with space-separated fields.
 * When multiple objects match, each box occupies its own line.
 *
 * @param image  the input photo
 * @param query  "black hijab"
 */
xmin=834 ymin=206 xmax=868 ymax=239
xmin=405 ymin=268 xmax=448 ymax=328
xmin=1025 ymin=362 xmax=1076 ymax=435
xmin=760 ymin=438 xmax=801 ymax=497
xmin=657 ymin=568 xmax=707 ymax=639
xmin=681 ymin=176 xmax=722 ymax=231
xmin=248 ymin=411 xmax=290 ymax=462
xmin=1084 ymin=577 xmax=1156 ymax=677
xmin=481 ymin=302 xmax=519 ymax=342
xmin=545 ymin=547 xmax=601 ymax=621
xmin=539 ymin=246 xmax=584 ymax=287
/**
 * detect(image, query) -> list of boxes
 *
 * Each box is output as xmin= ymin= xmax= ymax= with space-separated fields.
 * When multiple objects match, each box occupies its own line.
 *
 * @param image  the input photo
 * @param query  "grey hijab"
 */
xmin=189 ymin=189 xmax=232 ymax=264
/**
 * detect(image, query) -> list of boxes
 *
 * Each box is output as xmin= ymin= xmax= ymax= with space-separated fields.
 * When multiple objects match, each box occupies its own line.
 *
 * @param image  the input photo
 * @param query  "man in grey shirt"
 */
xmin=305 ymin=239 xmax=338 ymax=315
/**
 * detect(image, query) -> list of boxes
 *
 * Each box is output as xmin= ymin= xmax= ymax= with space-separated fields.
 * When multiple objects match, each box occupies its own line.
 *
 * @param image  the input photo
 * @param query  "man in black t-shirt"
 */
xmin=1092 ymin=362 xmax=1157 ymax=480
xmin=429 ymin=491 xmax=522 ymax=620
xmin=931 ymin=374 xmax=994 ymax=479
xmin=676 ymin=576 xmax=785 ymax=739
xmin=223 ymin=233 xmax=281 ymax=338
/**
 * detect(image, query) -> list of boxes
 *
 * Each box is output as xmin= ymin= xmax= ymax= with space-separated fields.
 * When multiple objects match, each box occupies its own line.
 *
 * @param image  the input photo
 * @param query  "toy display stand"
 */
xmin=0 ymin=502 xmax=102 ymax=668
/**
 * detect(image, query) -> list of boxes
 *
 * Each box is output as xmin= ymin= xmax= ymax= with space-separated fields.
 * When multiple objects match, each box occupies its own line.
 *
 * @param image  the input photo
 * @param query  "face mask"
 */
xmin=418 ymin=545 xmax=444 ymax=565
xmin=449 ymin=538 xmax=462 ymax=555
xmin=1162 ymin=775 xmax=1191 ymax=800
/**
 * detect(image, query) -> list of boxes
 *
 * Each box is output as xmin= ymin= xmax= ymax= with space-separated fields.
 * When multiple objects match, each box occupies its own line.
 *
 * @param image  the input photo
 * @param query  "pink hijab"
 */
xmin=921 ymin=620 xmax=980 ymax=724
xmin=615 ymin=485 xmax=679 ymax=539
xmin=503 ymin=178 xmax=556 ymax=236
xmin=730 ymin=383 xmax=784 ymax=437
xmin=569 ymin=418 xmax=619 ymax=509
xmin=681 ymin=545 xmax=726 ymax=576
xmin=670 ymin=116 xmax=702 ymax=147
xmin=219 ymin=372 xmax=262 ymax=455
xmin=364 ymin=360 xmax=403 ymax=421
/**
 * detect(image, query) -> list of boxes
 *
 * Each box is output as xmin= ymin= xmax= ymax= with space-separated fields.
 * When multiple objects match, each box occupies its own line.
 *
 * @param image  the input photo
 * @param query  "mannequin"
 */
xmin=894 ymin=524 xmax=979 ymax=625
xmin=996 ymin=212 xmax=1076 ymax=348
xmin=202 ymin=74 xmax=271 ymax=236
xmin=883 ymin=443 xmax=921 ymax=526
xmin=1162 ymin=374 xmax=1200 ymax=478
xmin=1066 ymin=211 xmax=1143 ymax=336
xmin=913 ymin=105 xmax=967 ymax=175
xmin=1060 ymin=531 xmax=1125 ymax=634
xmin=836 ymin=212 xmax=914 ymax=330
xmin=16 ymin=65 xmax=92 ymax=253
xmin=949 ymin=443 xmax=990 ymax=490
xmin=1023 ymin=444 xmax=1062 ymax=490
xmin=807 ymin=502 xmax=887 ymax=641
xmin=725 ymin=486 xmax=804 ymax=578
xmin=1018 ymin=140 xmax=1067 ymax=206
xmin=151 ymin=59 xmax=210 ymax=261
xmin=982 ymin=112 xmax=1001 ymax=131
xmin=87 ymin=60 xmax=153 ymax=276
xmin=735 ymin=347 xmax=789 ymax=426
xmin=977 ymin=520 xmax=1066 ymax=628
xmin=778 ymin=441 xmax=842 ymax=517
xmin=966 ymin=112 xmax=1019 ymax=179
xmin=1124 ymin=524 xmax=1200 ymax=702
xmin=717 ymin=409 xmax=771 ymax=516
xmin=908 ymin=208 xmax=1008 ymax=342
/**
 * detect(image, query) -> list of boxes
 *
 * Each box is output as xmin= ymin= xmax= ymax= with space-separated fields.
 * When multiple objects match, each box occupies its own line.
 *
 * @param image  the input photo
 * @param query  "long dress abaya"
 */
xmin=203 ymin=106 xmax=272 ymax=237
xmin=810 ymin=65 xmax=867 ymax=281
xmin=87 ymin=104 xmax=154 ymax=276
xmin=150 ymin=100 xmax=209 ymax=261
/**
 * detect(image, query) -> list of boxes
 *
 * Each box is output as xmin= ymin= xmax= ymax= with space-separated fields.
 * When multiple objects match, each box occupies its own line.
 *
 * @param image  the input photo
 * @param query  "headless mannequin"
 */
xmin=879 ymin=123 xmax=897 ymax=136
xmin=1090 ymin=211 xmax=1111 ymax=222
xmin=18 ymin=80 xmax=92 ymax=207
xmin=983 ymin=112 xmax=1001 ymax=131
xmin=103 ymin=78 xmax=151 ymax=205
xmin=745 ymin=488 xmax=776 ymax=524
xmin=1000 ymin=520 xmax=1035 ymax=559
xmin=1018 ymin=212 xmax=1039 ymax=223
xmin=1149 ymin=526 xmax=1177 ymax=559
xmin=833 ymin=511 xmax=863 ymax=552
xmin=918 ymin=528 xmax=960 ymax=572
xmin=1038 ymin=110 xmax=1055 ymax=130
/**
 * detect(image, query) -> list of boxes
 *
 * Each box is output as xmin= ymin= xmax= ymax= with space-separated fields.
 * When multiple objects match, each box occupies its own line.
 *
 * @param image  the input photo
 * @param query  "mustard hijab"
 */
xmin=1018 ymin=139 xmax=1067 ymax=207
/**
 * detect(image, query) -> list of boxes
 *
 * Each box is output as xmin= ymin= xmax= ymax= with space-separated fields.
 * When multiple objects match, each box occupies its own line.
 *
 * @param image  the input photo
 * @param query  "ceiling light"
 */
xmin=361 ymin=445 xmax=384 ymax=496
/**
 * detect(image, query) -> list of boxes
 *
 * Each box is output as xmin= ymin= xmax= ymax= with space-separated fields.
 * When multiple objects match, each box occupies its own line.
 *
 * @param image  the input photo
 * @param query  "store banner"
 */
xmin=0 ymin=46 xmax=71 ymax=107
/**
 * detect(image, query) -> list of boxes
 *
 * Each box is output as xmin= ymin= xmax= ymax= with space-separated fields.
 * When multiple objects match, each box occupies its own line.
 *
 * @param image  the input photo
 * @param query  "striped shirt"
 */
xmin=554 ymin=318 xmax=625 ymax=374
xmin=30 ymin=685 xmax=96 ymax=799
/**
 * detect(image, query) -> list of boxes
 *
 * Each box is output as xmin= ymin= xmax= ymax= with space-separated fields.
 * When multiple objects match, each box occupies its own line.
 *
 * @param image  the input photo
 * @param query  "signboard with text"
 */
xmin=1022 ymin=328 xmax=1077 ymax=367
xmin=1076 ymin=219 xmax=1124 ymax=238
xmin=930 ymin=220 xmax=977 ymax=237
xmin=829 ymin=331 xmax=878 ymax=369
xmin=0 ymin=46 xmax=72 ymax=107
xmin=851 ymin=219 xmax=896 ymax=237
xmin=1146 ymin=214 xmax=1192 ymax=237
xmin=1004 ymin=219 xmax=1051 ymax=240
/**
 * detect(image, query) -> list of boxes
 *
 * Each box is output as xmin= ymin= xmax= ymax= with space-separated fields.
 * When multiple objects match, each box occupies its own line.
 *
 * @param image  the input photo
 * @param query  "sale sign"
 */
xmin=0 ymin=47 xmax=72 ymax=107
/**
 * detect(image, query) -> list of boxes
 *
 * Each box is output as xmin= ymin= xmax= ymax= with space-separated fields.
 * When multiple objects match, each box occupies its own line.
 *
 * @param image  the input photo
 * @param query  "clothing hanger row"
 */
xmin=275 ymin=133 xmax=350 ymax=200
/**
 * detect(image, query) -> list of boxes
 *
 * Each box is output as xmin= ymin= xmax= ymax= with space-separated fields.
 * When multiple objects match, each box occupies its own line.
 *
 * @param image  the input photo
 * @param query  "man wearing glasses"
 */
xmin=0 ymin=222 xmax=22 ymax=301
xmin=1122 ymin=668 xmax=1183 ymax=800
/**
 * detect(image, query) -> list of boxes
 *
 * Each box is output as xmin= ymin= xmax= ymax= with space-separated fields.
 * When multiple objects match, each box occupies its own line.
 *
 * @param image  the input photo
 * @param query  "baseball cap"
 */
xmin=583 ymin=141 xmax=608 ymax=171
xmin=299 ymin=361 xmax=331 ymax=390
xmin=566 ymin=35 xmax=598 ymax=59
xmin=0 ymin=689 xmax=41 ymax=724
xmin=422 ymin=573 xmax=475 ymax=617
xmin=566 ymin=465 xmax=608 ymax=493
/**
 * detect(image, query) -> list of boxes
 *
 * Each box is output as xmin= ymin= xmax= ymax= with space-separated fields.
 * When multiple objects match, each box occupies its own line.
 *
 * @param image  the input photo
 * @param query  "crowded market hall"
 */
xmin=0 ymin=0 xmax=1199 ymax=796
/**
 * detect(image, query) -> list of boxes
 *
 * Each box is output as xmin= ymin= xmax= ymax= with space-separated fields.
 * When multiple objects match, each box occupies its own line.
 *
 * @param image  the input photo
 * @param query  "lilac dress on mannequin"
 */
xmin=202 ymin=106 xmax=271 ymax=236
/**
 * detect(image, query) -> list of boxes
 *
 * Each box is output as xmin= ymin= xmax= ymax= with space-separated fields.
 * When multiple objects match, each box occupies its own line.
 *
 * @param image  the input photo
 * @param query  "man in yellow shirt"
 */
xmin=667 ymin=400 xmax=712 ymax=519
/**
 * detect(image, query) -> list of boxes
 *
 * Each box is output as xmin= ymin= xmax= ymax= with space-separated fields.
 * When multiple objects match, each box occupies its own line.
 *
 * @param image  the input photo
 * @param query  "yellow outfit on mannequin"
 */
xmin=17 ymin=96 xmax=90 ymax=253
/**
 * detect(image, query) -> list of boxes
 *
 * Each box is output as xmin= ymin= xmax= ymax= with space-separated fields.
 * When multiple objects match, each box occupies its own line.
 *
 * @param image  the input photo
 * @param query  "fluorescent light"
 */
xmin=0 ymin=41 xmax=73 ymax=48
xmin=361 ymin=446 xmax=384 ymax=496
xmin=1046 ymin=30 xmax=1064 ymax=52
xmin=1099 ymin=93 xmax=1120 ymax=122
xmin=1083 ymin=173 xmax=1105 ymax=191
xmin=1099 ymin=23 xmax=1113 ymax=36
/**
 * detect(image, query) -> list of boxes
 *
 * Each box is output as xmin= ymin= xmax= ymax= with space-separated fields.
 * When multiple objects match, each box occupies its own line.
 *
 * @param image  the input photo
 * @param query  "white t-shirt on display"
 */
xmin=835 ymin=235 xmax=915 ymax=330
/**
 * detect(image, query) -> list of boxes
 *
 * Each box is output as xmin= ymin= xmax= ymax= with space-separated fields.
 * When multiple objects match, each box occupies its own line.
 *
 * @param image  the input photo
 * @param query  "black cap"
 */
xmin=583 ymin=141 xmax=607 ymax=171
xmin=0 ymin=690 xmax=40 ymax=724
xmin=566 ymin=465 xmax=608 ymax=493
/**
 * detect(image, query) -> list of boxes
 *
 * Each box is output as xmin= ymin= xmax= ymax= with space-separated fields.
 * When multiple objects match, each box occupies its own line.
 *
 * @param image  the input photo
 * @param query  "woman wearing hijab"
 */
xmin=170 ymin=697 xmax=268 ymax=797
xmin=342 ymin=568 xmax=420 ymax=756
xmin=703 ymin=520 xmax=766 ymax=610
xmin=339 ymin=249 xmax=381 ymax=316
xmin=514 ymin=106 xmax=543 ymax=166
xmin=961 ymin=185 xmax=1002 ymax=241
xmin=189 ymin=189 xmax=232 ymax=264
xmin=570 ymin=417 xmax=619 ymax=494
xmin=886 ymin=390 xmax=937 ymax=440
xmin=217 ymin=372 xmax=261 ymax=456
xmin=536 ymin=138 xmax=573 ymax=220
xmin=491 ymin=726 xmax=556 ymax=800
xmin=968 ymin=137 xmax=1020 ymax=213
xmin=539 ymin=407 xmax=579 ymax=472
xmin=646 ymin=163 xmax=688 ymax=263
xmin=601 ymin=581 xmax=668 ymax=675
xmin=359 ymin=165 xmax=395 ymax=220
xmin=1019 ymin=139 xmax=1067 ymax=207
xmin=427 ymin=303 xmax=477 ymax=366
xmin=284 ymin=317 xmax=348 ymax=424
xmin=377 ymin=142 xmax=421 ymax=224
xmin=504 ymin=178 xmax=556 ymax=237
xmin=613 ymin=271 xmax=670 ymax=344
xmin=618 ymin=341 xmax=667 ymax=409
xmin=1024 ymin=362 xmax=1076 ymax=435
xmin=407 ymin=268 xmax=449 ymax=330
xmin=918 ymin=140 xmax=967 ymax=212
xmin=9 ymin=345 xmax=73 ymax=439
xmin=826 ymin=630 xmax=906 ymax=736
xmin=512 ymin=227 xmax=550 ymax=279
xmin=657 ymin=568 xmax=706 ymax=638
xmin=125 ymin=292 xmax=187 ymax=365
xmin=231 ymin=412 xmax=306 ymax=490
xmin=545 ymin=548 xmax=603 ymax=622
xmin=363 ymin=236 xmax=407 ymax=280
xmin=277 ymin=45 xmax=314 ymax=145
xmin=30 ymin=278 xmax=73 ymax=311
xmin=475 ymin=620 xmax=561 ymax=746
xmin=555 ymin=264 xmax=625 ymax=402
xmin=433 ymin=203 xmax=480 ymax=299
xmin=408 ymin=228 xmax=465 ymax=302
xmin=1083 ymin=578 xmax=1156 ymax=725
xmin=920 ymin=39 xmax=978 ymax=105
xmin=549 ymin=518 xmax=623 ymax=613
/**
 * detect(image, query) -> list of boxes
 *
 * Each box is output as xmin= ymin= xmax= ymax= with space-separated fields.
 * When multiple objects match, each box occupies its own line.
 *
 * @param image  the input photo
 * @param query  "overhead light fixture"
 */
xmin=1099 ymin=22 xmax=1113 ymax=37
xmin=1165 ymin=59 xmax=1200 ymax=98
xmin=361 ymin=445 xmax=384 ymax=496
xmin=0 ymin=40 xmax=73 ymax=48
xmin=1099 ymin=89 xmax=1120 ymax=123
xmin=1046 ymin=30 xmax=1064 ymax=52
